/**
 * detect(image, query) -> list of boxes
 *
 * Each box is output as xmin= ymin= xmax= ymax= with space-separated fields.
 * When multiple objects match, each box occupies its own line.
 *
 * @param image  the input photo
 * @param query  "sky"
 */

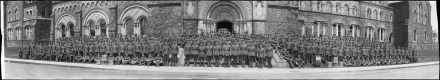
xmin=429 ymin=1 xmax=438 ymax=33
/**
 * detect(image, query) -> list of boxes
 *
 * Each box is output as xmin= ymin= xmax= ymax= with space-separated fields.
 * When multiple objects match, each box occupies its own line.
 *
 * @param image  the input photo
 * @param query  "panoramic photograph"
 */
xmin=1 ymin=1 xmax=439 ymax=79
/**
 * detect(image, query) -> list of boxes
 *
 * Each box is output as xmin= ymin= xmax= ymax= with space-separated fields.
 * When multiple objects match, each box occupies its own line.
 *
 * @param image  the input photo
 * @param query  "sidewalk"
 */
xmin=4 ymin=58 xmax=439 ymax=73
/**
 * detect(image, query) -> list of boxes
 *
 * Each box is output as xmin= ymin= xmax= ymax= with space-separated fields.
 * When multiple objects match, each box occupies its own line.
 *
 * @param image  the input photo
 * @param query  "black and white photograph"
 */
xmin=1 ymin=0 xmax=439 ymax=79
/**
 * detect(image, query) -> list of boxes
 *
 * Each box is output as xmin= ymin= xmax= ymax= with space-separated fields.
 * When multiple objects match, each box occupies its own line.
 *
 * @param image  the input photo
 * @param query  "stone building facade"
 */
xmin=4 ymin=1 xmax=434 ymax=49
xmin=5 ymin=1 xmax=52 ymax=47
xmin=390 ymin=1 xmax=434 ymax=50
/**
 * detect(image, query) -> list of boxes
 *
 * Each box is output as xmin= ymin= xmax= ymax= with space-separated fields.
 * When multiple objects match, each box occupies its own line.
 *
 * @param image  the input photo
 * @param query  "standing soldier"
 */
xmin=184 ymin=40 xmax=192 ymax=66
xmin=214 ymin=41 xmax=221 ymax=67
xmin=266 ymin=42 xmax=273 ymax=68
xmin=248 ymin=41 xmax=256 ymax=68
xmin=163 ymin=41 xmax=171 ymax=66
xmin=171 ymin=39 xmax=179 ymax=67
xmin=127 ymin=40 xmax=135 ymax=65
xmin=231 ymin=40 xmax=239 ymax=68
xmin=199 ymin=40 xmax=207 ymax=67
xmin=192 ymin=40 xmax=199 ymax=67
xmin=206 ymin=41 xmax=213 ymax=67
xmin=239 ymin=40 xmax=248 ymax=67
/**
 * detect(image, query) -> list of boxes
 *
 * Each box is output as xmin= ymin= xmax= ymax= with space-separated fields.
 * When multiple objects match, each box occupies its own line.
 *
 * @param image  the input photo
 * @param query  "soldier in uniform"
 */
xmin=206 ymin=41 xmax=213 ymax=67
xmin=192 ymin=40 xmax=199 ymax=67
xmin=171 ymin=39 xmax=179 ymax=67
xmin=231 ymin=40 xmax=239 ymax=68
xmin=266 ymin=42 xmax=273 ymax=68
xmin=162 ymin=41 xmax=170 ymax=66
xmin=239 ymin=40 xmax=248 ymax=67
xmin=248 ymin=41 xmax=256 ymax=68
xmin=199 ymin=40 xmax=207 ymax=67
xmin=184 ymin=40 xmax=193 ymax=66
xmin=214 ymin=41 xmax=221 ymax=67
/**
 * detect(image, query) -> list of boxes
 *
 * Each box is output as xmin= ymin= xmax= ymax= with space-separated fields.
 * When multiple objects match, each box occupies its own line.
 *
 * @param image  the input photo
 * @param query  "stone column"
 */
xmin=198 ymin=20 xmax=203 ymax=34
xmin=311 ymin=22 xmax=315 ymax=35
xmin=247 ymin=22 xmax=252 ymax=35
xmin=336 ymin=24 xmax=339 ymax=36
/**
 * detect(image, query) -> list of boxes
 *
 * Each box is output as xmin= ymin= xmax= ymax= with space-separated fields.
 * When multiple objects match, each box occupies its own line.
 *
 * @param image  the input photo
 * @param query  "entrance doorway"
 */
xmin=216 ymin=20 xmax=234 ymax=34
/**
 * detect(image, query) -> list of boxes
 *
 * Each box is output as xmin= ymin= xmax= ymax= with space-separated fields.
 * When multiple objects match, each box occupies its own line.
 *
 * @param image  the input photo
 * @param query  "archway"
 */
xmin=216 ymin=20 xmax=234 ymax=34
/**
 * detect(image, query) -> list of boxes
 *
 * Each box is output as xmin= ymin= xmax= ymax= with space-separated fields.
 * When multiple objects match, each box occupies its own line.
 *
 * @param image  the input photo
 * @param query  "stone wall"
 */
xmin=265 ymin=7 xmax=299 ymax=35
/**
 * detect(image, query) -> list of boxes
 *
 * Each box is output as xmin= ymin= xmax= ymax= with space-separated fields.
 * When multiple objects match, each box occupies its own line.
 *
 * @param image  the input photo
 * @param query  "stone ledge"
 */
xmin=4 ymin=58 xmax=438 ymax=73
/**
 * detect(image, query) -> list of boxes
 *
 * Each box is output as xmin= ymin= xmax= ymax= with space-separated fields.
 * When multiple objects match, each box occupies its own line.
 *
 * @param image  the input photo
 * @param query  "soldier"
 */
xmin=163 ymin=41 xmax=171 ymax=66
xmin=170 ymin=39 xmax=179 ymax=67
xmin=184 ymin=40 xmax=192 ymax=66
xmin=224 ymin=40 xmax=232 ymax=68
xmin=239 ymin=40 xmax=248 ymax=67
xmin=214 ymin=41 xmax=221 ymax=67
xmin=198 ymin=41 xmax=206 ymax=67
xmin=192 ymin=40 xmax=199 ymax=67
xmin=231 ymin=40 xmax=239 ymax=68
xmin=206 ymin=41 xmax=213 ymax=67
xmin=266 ymin=42 xmax=273 ymax=68
xmin=248 ymin=41 xmax=256 ymax=68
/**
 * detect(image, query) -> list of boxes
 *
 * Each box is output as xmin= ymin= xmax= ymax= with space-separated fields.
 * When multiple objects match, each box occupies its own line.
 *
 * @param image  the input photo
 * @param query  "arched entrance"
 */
xmin=216 ymin=20 xmax=234 ymax=33
xmin=201 ymin=1 xmax=248 ymax=34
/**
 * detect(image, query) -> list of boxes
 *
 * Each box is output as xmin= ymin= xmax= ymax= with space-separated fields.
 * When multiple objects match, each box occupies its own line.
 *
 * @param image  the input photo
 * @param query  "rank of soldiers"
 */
xmin=17 ymin=32 xmax=419 ymax=69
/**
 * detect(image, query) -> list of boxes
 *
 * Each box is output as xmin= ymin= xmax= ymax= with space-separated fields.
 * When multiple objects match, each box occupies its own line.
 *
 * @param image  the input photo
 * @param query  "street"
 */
xmin=3 ymin=62 xmax=439 ymax=79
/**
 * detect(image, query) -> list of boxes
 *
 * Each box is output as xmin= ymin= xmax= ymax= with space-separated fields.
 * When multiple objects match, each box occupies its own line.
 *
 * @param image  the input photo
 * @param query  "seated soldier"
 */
xmin=140 ymin=53 xmax=148 ymax=65
xmin=122 ymin=54 xmax=130 ymax=65
xmin=130 ymin=54 xmax=139 ymax=65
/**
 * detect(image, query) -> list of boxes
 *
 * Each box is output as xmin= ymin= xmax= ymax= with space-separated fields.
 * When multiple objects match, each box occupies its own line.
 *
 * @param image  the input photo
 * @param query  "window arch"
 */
xmin=41 ymin=7 xmax=46 ymax=17
xmin=88 ymin=21 xmax=95 ymax=36
xmin=414 ymin=10 xmax=418 ymax=22
xmin=335 ymin=3 xmax=340 ymax=14
xmin=68 ymin=23 xmax=74 ymax=37
xmin=99 ymin=20 xmax=107 ymax=36
xmin=15 ymin=8 xmax=19 ymax=20
xmin=413 ymin=29 xmax=417 ymax=42
xmin=367 ymin=8 xmax=371 ymax=18
xmin=374 ymin=9 xmax=378 ymax=19
xmin=352 ymin=5 xmax=357 ymax=16
xmin=139 ymin=18 xmax=148 ymax=35
xmin=425 ymin=31 xmax=428 ymax=42
xmin=379 ymin=11 xmax=383 ymax=20
xmin=61 ymin=24 xmax=66 ymax=37
xmin=389 ymin=13 xmax=393 ymax=21
xmin=425 ymin=13 xmax=428 ymax=24
xmin=125 ymin=19 xmax=134 ymax=35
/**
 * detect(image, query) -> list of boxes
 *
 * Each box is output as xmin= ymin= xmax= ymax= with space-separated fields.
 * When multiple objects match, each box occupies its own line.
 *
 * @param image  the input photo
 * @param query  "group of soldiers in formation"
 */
xmin=18 ymin=31 xmax=419 ymax=69
xmin=277 ymin=34 xmax=419 ymax=68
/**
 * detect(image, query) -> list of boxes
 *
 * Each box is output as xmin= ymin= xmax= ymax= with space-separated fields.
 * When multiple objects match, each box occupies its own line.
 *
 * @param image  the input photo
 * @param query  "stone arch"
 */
xmin=118 ymin=5 xmax=149 ymax=24
xmin=199 ymin=1 xmax=251 ymax=20
xmin=57 ymin=14 xmax=76 ymax=29
xmin=83 ymin=10 xmax=109 ymax=26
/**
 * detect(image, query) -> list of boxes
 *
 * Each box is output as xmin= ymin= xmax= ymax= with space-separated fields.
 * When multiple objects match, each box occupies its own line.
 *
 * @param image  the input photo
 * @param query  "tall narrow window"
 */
xmin=140 ymin=18 xmax=147 ymax=35
xmin=414 ymin=10 xmax=418 ymax=22
xmin=425 ymin=31 xmax=428 ymax=42
xmin=336 ymin=4 xmax=340 ymax=14
xmin=89 ymin=21 xmax=95 ymax=36
xmin=69 ymin=23 xmax=74 ymax=37
xmin=41 ymin=7 xmax=46 ymax=17
xmin=100 ymin=21 xmax=107 ymax=36
xmin=125 ymin=19 xmax=134 ymax=35
xmin=413 ymin=30 xmax=417 ymax=42
xmin=389 ymin=13 xmax=393 ymax=21
xmin=367 ymin=8 xmax=371 ymax=18
xmin=61 ymin=24 xmax=66 ymax=37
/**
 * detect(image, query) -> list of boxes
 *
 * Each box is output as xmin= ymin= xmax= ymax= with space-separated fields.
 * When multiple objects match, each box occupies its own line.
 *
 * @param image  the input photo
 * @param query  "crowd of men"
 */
xmin=18 ymin=30 xmax=419 ymax=68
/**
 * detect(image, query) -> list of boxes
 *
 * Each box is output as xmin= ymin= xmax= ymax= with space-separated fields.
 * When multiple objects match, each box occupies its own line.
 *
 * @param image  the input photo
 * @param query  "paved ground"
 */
xmin=3 ymin=62 xmax=439 ymax=79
